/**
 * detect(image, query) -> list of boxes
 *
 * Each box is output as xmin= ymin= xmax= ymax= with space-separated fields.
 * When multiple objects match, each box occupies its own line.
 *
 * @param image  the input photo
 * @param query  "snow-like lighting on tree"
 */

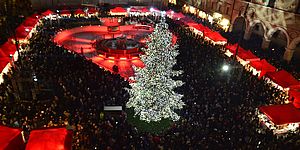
xmin=126 ymin=15 xmax=184 ymax=122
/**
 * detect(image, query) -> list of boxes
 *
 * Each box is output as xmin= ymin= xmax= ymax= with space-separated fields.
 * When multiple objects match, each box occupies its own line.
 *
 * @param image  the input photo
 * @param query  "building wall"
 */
xmin=184 ymin=0 xmax=300 ymax=62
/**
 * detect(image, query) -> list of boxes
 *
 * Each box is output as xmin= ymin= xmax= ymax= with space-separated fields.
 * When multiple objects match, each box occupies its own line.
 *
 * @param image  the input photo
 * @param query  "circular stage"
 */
xmin=94 ymin=37 xmax=143 ymax=58
xmin=54 ymin=24 xmax=177 ymax=79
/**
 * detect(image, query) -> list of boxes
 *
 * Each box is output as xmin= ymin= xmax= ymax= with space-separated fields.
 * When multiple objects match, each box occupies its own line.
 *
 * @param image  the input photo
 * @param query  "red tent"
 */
xmin=265 ymin=70 xmax=299 ymax=88
xmin=60 ymin=10 xmax=71 ymax=15
xmin=15 ymin=25 xmax=32 ymax=39
xmin=249 ymin=59 xmax=276 ymax=77
xmin=166 ymin=9 xmax=173 ymax=15
xmin=22 ymin=17 xmax=39 ymax=27
xmin=110 ymin=7 xmax=127 ymax=13
xmin=0 ymin=49 xmax=10 ymax=72
xmin=205 ymin=31 xmax=227 ymax=43
xmin=0 ymin=41 xmax=17 ymax=56
xmin=42 ymin=9 xmax=54 ymax=16
xmin=237 ymin=50 xmax=259 ymax=61
xmin=30 ymin=14 xmax=41 ymax=19
xmin=226 ymin=43 xmax=247 ymax=55
xmin=74 ymin=8 xmax=85 ymax=15
xmin=88 ymin=8 xmax=98 ymax=14
xmin=140 ymin=7 xmax=149 ymax=13
xmin=130 ymin=7 xmax=138 ymax=12
xmin=26 ymin=127 xmax=73 ymax=150
xmin=0 ymin=125 xmax=24 ymax=150
xmin=259 ymin=104 xmax=300 ymax=125
xmin=173 ymin=12 xmax=185 ymax=19
xmin=288 ymin=88 xmax=300 ymax=108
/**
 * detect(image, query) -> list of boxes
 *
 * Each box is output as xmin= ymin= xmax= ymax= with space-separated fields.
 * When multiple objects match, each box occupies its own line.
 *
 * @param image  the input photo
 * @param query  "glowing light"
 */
xmin=213 ymin=12 xmax=222 ymax=19
xmin=120 ymin=57 xmax=127 ymax=60
xmin=150 ymin=8 xmax=154 ymax=12
xmin=222 ymin=65 xmax=229 ymax=71
xmin=25 ymin=28 xmax=30 ymax=32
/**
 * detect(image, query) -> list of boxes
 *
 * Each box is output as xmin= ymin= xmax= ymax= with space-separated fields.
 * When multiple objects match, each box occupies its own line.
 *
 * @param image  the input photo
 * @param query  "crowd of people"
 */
xmin=0 ymin=13 xmax=300 ymax=149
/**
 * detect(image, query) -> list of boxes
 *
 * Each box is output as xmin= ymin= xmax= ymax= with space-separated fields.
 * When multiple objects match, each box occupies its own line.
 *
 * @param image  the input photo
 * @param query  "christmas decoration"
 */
xmin=126 ymin=14 xmax=184 ymax=122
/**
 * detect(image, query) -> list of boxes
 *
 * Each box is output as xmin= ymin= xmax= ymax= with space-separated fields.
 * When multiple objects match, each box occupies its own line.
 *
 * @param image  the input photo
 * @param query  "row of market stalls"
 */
xmin=0 ymin=125 xmax=72 ymax=150
xmin=179 ymin=3 xmax=300 ymax=134
xmin=163 ymin=6 xmax=300 ymax=134
xmin=224 ymin=43 xmax=300 ymax=134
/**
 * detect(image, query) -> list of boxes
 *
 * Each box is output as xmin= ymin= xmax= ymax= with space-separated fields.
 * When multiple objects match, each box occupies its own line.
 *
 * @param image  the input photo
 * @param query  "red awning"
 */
xmin=15 ymin=25 xmax=32 ymax=39
xmin=26 ymin=127 xmax=73 ymax=150
xmin=60 ymin=10 xmax=71 ymax=15
xmin=88 ymin=8 xmax=98 ymax=14
xmin=237 ymin=50 xmax=259 ymax=61
xmin=22 ymin=17 xmax=39 ymax=27
xmin=166 ymin=9 xmax=173 ymax=15
xmin=74 ymin=8 xmax=85 ymax=15
xmin=259 ymin=104 xmax=300 ymax=125
xmin=140 ymin=7 xmax=149 ymax=13
xmin=249 ymin=59 xmax=276 ymax=77
xmin=289 ymin=89 xmax=300 ymax=108
xmin=42 ymin=9 xmax=54 ymax=16
xmin=226 ymin=43 xmax=247 ymax=55
xmin=0 ymin=126 xmax=24 ymax=150
xmin=173 ymin=12 xmax=185 ymax=19
xmin=265 ymin=70 xmax=299 ymax=88
xmin=0 ymin=41 xmax=17 ymax=56
xmin=110 ymin=7 xmax=127 ymax=13
xmin=205 ymin=31 xmax=227 ymax=43
xmin=30 ymin=14 xmax=41 ymax=19
xmin=130 ymin=7 xmax=138 ymax=12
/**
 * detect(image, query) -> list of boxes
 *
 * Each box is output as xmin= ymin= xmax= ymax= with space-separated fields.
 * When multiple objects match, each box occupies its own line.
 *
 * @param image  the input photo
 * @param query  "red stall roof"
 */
xmin=110 ymin=7 xmax=127 ymax=13
xmin=237 ymin=50 xmax=259 ymax=61
xmin=130 ymin=7 xmax=138 ymax=12
xmin=42 ymin=10 xmax=54 ymax=16
xmin=0 ymin=41 xmax=17 ymax=56
xmin=205 ymin=31 xmax=227 ymax=43
xmin=26 ymin=127 xmax=73 ymax=150
xmin=74 ymin=8 xmax=85 ymax=15
xmin=15 ymin=25 xmax=32 ymax=39
xmin=173 ymin=12 xmax=185 ymax=19
xmin=259 ymin=104 xmax=300 ymax=125
xmin=60 ymin=10 xmax=71 ymax=15
xmin=289 ymin=89 xmax=300 ymax=108
xmin=249 ymin=59 xmax=276 ymax=77
xmin=22 ymin=17 xmax=39 ymax=27
xmin=140 ymin=7 xmax=149 ymax=13
xmin=265 ymin=70 xmax=300 ymax=88
xmin=0 ymin=126 xmax=24 ymax=150
xmin=88 ymin=8 xmax=98 ymax=14
xmin=226 ymin=43 xmax=247 ymax=55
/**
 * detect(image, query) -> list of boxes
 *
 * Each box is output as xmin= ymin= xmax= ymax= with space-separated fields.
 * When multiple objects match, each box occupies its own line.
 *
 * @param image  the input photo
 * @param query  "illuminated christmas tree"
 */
xmin=126 ymin=14 xmax=184 ymax=122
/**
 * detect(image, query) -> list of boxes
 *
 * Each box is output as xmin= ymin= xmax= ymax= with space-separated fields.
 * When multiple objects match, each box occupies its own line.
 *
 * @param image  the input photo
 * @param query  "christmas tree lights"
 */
xmin=126 ymin=14 xmax=184 ymax=122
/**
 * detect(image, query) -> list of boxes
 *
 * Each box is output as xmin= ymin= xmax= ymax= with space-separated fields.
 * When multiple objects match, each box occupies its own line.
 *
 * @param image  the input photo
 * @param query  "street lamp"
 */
xmin=222 ymin=64 xmax=229 ymax=71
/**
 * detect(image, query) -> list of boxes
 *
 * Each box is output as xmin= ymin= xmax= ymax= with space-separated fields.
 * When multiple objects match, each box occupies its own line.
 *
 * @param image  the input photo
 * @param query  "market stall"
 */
xmin=247 ymin=59 xmax=276 ymax=77
xmin=0 ymin=125 xmax=25 ymax=150
xmin=26 ymin=127 xmax=73 ymax=150
xmin=265 ymin=70 xmax=300 ymax=90
xmin=74 ymin=8 xmax=85 ymax=17
xmin=258 ymin=104 xmax=300 ymax=134
xmin=110 ymin=7 xmax=127 ymax=16
xmin=60 ymin=10 xmax=71 ymax=17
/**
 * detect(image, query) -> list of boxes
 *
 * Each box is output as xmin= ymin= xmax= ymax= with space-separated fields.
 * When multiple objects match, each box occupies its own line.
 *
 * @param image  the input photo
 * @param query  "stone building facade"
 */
xmin=182 ymin=0 xmax=300 ymax=64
